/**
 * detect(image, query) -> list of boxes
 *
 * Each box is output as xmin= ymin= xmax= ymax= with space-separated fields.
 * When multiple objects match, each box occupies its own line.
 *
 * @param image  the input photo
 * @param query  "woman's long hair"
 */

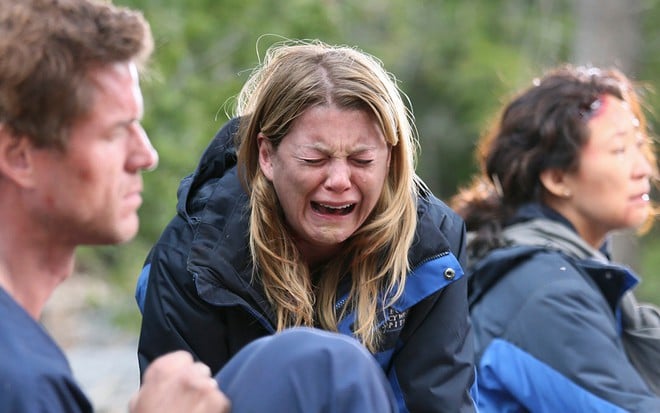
xmin=235 ymin=40 xmax=419 ymax=352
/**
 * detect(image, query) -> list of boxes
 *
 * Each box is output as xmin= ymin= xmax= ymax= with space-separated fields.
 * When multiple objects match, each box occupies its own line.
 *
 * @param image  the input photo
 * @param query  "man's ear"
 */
xmin=539 ymin=168 xmax=573 ymax=198
xmin=257 ymin=133 xmax=274 ymax=181
xmin=0 ymin=126 xmax=37 ymax=188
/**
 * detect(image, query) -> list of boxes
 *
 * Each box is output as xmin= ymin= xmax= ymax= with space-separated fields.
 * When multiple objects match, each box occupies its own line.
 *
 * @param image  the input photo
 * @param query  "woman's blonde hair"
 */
xmin=234 ymin=40 xmax=419 ymax=351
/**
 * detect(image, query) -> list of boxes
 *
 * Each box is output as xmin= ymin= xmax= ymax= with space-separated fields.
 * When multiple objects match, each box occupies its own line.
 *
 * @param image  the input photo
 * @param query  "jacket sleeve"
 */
xmin=516 ymin=275 xmax=659 ymax=411
xmin=391 ymin=210 xmax=477 ymax=412
xmin=137 ymin=216 xmax=269 ymax=378
xmin=475 ymin=254 xmax=660 ymax=412
xmin=136 ymin=216 xmax=230 ymax=377
xmin=138 ymin=208 xmax=266 ymax=375
xmin=393 ymin=274 xmax=477 ymax=413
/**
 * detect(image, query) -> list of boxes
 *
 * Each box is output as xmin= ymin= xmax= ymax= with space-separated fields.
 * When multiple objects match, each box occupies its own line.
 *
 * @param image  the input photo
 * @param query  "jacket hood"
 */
xmin=176 ymin=117 xmax=241 ymax=223
xmin=171 ymin=117 xmax=276 ymax=324
xmin=502 ymin=218 xmax=608 ymax=263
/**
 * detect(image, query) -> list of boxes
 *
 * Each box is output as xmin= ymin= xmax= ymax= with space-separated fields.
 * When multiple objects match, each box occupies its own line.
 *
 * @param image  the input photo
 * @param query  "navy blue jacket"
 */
xmin=136 ymin=118 xmax=477 ymax=412
xmin=468 ymin=203 xmax=660 ymax=412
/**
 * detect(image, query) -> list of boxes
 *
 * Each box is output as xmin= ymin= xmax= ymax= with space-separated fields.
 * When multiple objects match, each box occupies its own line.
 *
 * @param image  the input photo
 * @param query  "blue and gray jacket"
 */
xmin=135 ymin=118 xmax=478 ymax=412
xmin=468 ymin=203 xmax=660 ymax=412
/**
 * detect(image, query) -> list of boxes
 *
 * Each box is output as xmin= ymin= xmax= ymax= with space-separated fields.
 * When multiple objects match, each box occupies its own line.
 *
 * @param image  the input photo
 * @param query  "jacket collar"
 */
xmin=508 ymin=202 xmax=612 ymax=258
xmin=468 ymin=203 xmax=638 ymax=311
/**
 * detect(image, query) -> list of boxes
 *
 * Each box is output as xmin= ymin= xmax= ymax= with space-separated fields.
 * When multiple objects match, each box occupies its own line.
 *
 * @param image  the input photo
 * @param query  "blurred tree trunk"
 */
xmin=571 ymin=0 xmax=643 ymax=271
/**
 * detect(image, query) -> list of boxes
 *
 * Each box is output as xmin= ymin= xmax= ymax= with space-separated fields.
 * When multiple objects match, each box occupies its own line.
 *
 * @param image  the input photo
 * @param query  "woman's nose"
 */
xmin=324 ymin=159 xmax=351 ymax=191
xmin=632 ymin=146 xmax=654 ymax=180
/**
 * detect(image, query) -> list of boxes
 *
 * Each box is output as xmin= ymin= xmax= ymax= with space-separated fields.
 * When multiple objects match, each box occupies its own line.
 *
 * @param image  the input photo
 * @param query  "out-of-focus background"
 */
xmin=43 ymin=0 xmax=660 ymax=412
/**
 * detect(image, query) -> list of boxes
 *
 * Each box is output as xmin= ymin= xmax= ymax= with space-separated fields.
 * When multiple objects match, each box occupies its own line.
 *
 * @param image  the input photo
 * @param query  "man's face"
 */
xmin=29 ymin=62 xmax=158 ymax=246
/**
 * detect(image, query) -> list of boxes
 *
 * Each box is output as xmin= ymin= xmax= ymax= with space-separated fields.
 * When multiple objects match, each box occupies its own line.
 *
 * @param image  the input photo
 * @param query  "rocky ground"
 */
xmin=42 ymin=273 xmax=140 ymax=413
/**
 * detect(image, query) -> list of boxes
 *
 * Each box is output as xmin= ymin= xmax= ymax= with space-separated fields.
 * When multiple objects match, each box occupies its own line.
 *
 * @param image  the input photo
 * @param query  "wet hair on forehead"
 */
xmin=246 ymin=43 xmax=401 ymax=141
xmin=578 ymin=94 xmax=607 ymax=121
xmin=581 ymin=95 xmax=642 ymax=134
xmin=235 ymin=41 xmax=414 ymax=187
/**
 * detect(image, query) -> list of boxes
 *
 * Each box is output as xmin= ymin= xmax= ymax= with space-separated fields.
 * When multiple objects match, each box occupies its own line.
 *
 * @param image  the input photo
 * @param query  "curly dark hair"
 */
xmin=451 ymin=65 xmax=656 ymax=255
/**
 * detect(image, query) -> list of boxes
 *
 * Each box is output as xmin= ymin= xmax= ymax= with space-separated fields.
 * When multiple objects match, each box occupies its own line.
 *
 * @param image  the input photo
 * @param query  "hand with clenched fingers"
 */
xmin=129 ymin=351 xmax=230 ymax=413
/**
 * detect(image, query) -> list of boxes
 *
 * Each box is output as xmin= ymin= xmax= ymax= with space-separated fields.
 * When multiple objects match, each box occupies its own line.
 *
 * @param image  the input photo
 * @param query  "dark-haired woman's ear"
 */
xmin=539 ymin=168 xmax=572 ymax=199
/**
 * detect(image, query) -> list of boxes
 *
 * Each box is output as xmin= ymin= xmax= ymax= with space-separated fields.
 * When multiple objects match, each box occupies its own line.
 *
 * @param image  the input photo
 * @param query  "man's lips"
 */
xmin=124 ymin=188 xmax=143 ymax=207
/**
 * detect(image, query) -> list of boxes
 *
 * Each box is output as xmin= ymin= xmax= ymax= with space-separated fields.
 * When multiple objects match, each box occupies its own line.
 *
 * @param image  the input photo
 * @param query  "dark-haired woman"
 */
xmin=452 ymin=65 xmax=660 ymax=412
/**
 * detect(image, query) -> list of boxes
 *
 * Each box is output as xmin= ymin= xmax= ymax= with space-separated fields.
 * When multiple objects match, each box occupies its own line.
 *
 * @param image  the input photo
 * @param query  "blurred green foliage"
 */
xmin=82 ymin=0 xmax=659 ymax=318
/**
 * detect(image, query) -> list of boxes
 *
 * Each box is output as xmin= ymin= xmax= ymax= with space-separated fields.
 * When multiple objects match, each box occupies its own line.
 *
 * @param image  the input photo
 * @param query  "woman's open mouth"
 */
xmin=311 ymin=202 xmax=356 ymax=216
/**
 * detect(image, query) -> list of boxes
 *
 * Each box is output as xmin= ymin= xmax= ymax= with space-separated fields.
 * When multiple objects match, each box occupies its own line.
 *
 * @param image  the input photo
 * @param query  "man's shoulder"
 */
xmin=0 ymin=303 xmax=68 ymax=377
xmin=0 ymin=309 xmax=92 ymax=412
